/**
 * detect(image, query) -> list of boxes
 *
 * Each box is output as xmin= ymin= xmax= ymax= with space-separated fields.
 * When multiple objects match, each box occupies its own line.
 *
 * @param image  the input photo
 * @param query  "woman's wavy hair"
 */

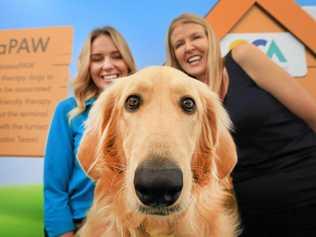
xmin=68 ymin=26 xmax=136 ymax=120
xmin=165 ymin=13 xmax=224 ymax=95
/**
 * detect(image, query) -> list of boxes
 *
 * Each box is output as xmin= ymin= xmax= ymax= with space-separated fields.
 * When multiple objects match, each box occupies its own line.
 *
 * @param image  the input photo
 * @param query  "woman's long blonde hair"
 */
xmin=166 ymin=13 xmax=224 ymax=95
xmin=69 ymin=26 xmax=136 ymax=120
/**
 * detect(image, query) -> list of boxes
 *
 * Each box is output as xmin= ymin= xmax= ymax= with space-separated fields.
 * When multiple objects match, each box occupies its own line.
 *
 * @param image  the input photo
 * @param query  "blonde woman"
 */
xmin=166 ymin=13 xmax=316 ymax=236
xmin=44 ymin=26 xmax=136 ymax=237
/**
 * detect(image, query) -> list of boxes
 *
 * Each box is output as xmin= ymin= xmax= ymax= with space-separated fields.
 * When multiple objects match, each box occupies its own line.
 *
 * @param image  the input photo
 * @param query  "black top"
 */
xmin=223 ymin=51 xmax=316 ymax=183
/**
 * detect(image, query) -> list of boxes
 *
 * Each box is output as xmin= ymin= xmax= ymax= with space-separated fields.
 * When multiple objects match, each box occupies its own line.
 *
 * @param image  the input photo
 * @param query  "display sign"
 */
xmin=0 ymin=27 xmax=73 ymax=156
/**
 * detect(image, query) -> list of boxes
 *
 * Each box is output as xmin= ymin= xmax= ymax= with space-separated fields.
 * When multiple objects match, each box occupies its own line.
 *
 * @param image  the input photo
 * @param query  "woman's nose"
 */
xmin=184 ymin=41 xmax=194 ymax=52
xmin=101 ymin=57 xmax=114 ymax=70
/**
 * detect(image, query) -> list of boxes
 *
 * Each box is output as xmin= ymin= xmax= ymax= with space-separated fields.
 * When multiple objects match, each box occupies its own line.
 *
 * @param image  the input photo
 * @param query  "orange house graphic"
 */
xmin=205 ymin=0 xmax=316 ymax=98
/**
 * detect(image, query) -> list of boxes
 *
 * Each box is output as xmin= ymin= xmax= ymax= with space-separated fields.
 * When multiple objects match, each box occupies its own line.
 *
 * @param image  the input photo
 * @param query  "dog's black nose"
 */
xmin=134 ymin=158 xmax=183 ymax=207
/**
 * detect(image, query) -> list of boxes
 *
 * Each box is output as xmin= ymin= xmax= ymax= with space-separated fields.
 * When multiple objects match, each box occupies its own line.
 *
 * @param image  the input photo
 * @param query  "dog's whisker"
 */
xmin=138 ymin=204 xmax=181 ymax=216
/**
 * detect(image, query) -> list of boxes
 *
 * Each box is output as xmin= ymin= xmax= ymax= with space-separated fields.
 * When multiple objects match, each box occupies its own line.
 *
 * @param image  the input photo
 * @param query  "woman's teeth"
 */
xmin=187 ymin=55 xmax=201 ymax=64
xmin=102 ymin=74 xmax=118 ymax=80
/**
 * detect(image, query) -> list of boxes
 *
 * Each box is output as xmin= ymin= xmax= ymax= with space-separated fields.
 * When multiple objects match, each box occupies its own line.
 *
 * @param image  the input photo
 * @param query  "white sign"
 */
xmin=220 ymin=32 xmax=307 ymax=77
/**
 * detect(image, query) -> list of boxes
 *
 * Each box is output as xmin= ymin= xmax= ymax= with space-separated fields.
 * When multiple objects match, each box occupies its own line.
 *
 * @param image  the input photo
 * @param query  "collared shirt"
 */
xmin=44 ymin=97 xmax=95 ymax=237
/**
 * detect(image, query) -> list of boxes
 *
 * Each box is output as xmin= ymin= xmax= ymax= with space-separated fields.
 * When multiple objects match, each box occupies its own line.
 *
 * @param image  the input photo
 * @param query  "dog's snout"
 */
xmin=134 ymin=159 xmax=183 ymax=208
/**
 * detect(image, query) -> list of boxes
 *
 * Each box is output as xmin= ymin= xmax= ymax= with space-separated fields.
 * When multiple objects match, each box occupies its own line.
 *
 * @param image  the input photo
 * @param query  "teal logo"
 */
xmin=253 ymin=39 xmax=287 ymax=63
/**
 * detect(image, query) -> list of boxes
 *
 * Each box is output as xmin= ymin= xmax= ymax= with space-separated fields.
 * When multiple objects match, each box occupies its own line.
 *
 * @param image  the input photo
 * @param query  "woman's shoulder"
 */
xmin=229 ymin=43 xmax=271 ymax=83
xmin=224 ymin=43 xmax=257 ymax=74
xmin=54 ymin=97 xmax=77 ymax=114
xmin=230 ymin=42 xmax=259 ymax=65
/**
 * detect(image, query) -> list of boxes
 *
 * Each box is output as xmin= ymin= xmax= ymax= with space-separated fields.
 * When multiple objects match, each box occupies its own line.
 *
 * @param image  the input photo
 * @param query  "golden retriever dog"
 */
xmin=77 ymin=66 xmax=240 ymax=237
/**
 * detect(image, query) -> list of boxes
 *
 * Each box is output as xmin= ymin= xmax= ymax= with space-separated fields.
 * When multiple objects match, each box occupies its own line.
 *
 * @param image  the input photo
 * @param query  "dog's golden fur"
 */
xmin=77 ymin=66 xmax=240 ymax=237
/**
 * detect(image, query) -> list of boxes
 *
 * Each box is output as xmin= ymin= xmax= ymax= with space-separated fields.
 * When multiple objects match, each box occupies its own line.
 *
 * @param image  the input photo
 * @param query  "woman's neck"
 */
xmin=219 ymin=67 xmax=229 ymax=100
xmin=197 ymin=71 xmax=209 ymax=85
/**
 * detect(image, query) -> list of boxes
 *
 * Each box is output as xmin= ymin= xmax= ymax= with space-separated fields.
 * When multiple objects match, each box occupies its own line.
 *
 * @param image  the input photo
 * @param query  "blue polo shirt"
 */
xmin=44 ymin=97 xmax=95 ymax=237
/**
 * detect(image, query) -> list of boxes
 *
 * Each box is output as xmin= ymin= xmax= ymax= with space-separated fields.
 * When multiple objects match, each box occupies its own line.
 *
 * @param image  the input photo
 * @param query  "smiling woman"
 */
xmin=43 ymin=26 xmax=136 ymax=237
xmin=89 ymin=34 xmax=130 ymax=89
xmin=170 ymin=23 xmax=210 ymax=83
xmin=165 ymin=12 xmax=316 ymax=237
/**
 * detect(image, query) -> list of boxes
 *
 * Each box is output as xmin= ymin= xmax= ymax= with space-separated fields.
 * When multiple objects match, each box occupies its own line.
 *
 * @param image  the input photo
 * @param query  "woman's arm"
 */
xmin=44 ymin=99 xmax=76 ymax=236
xmin=232 ymin=43 xmax=316 ymax=132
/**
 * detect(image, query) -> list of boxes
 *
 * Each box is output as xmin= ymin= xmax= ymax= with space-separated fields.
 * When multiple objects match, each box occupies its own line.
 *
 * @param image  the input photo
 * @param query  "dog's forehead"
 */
xmin=127 ymin=66 xmax=200 ymax=95
xmin=137 ymin=66 xmax=190 ymax=82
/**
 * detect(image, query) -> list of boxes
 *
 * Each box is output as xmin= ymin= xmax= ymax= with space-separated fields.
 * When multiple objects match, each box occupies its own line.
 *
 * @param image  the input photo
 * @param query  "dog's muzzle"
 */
xmin=134 ymin=158 xmax=183 ymax=208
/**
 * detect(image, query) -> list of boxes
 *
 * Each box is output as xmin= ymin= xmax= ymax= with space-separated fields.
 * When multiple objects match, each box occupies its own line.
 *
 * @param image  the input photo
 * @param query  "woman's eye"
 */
xmin=125 ymin=95 xmax=142 ymax=112
xmin=90 ymin=54 xmax=103 ymax=62
xmin=180 ymin=97 xmax=196 ymax=114
xmin=112 ymin=52 xmax=123 ymax=60
xmin=174 ymin=41 xmax=184 ymax=49
xmin=192 ymin=34 xmax=202 ymax=40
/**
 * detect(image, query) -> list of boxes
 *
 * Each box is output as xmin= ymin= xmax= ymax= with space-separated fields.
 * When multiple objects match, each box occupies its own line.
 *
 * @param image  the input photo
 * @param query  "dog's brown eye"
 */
xmin=180 ymin=97 xmax=196 ymax=114
xmin=125 ymin=95 xmax=142 ymax=112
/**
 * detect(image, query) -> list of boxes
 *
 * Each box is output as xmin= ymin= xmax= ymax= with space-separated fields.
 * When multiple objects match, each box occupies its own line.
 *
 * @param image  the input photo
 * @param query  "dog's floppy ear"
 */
xmin=200 ymin=89 xmax=237 ymax=179
xmin=214 ymin=123 xmax=237 ymax=179
xmin=77 ymin=87 xmax=118 ymax=181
